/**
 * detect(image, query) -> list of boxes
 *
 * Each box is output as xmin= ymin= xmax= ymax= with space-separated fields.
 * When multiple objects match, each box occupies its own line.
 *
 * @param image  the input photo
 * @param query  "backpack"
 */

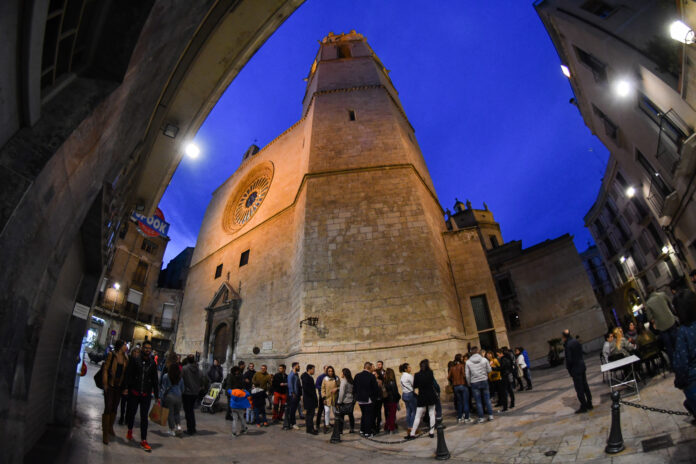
xmin=94 ymin=353 xmax=113 ymax=390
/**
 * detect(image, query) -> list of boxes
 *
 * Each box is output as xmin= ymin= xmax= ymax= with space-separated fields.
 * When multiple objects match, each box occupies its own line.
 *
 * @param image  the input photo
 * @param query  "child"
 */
xmin=227 ymin=388 xmax=250 ymax=436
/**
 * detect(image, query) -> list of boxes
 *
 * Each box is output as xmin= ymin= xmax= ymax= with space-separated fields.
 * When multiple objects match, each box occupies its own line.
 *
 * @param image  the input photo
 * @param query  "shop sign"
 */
xmin=131 ymin=208 xmax=170 ymax=238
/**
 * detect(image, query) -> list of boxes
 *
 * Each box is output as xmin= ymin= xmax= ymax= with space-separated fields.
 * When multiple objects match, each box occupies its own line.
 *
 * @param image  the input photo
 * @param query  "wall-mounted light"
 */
xmin=300 ymin=317 xmax=319 ymax=328
xmin=163 ymin=123 xmax=179 ymax=138
xmin=620 ymin=256 xmax=627 ymax=263
xmin=560 ymin=64 xmax=571 ymax=78
xmin=670 ymin=20 xmax=695 ymax=44
xmin=661 ymin=245 xmax=670 ymax=254
xmin=613 ymin=79 xmax=633 ymax=98
xmin=113 ymin=282 xmax=121 ymax=290
xmin=625 ymin=186 xmax=636 ymax=198
xmin=145 ymin=324 xmax=152 ymax=331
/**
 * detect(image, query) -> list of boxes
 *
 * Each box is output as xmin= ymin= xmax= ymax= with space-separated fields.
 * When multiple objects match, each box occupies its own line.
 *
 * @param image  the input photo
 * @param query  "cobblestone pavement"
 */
xmin=32 ymin=355 xmax=696 ymax=463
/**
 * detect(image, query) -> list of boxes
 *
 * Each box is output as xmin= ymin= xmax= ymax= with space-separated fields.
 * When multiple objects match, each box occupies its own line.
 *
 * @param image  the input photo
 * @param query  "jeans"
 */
xmin=358 ymin=403 xmax=374 ymax=435
xmin=254 ymin=401 xmax=267 ymax=424
xmin=453 ymin=384 xmax=470 ymax=419
xmin=245 ymin=406 xmax=256 ymax=424
xmin=684 ymin=382 xmax=696 ymax=419
xmin=126 ymin=394 xmax=152 ymax=441
xmin=523 ymin=367 xmax=532 ymax=389
xmin=373 ymin=400 xmax=383 ymax=431
xmin=402 ymin=392 xmax=417 ymax=427
xmin=305 ymin=405 xmax=316 ymax=433
xmin=571 ymin=371 xmax=592 ymax=408
xmin=164 ymin=393 xmax=182 ymax=429
xmin=182 ymin=394 xmax=197 ymax=433
xmin=659 ymin=323 xmax=679 ymax=364
xmin=410 ymin=404 xmax=436 ymax=435
xmin=471 ymin=381 xmax=493 ymax=417
xmin=283 ymin=394 xmax=299 ymax=427
xmin=230 ymin=408 xmax=246 ymax=434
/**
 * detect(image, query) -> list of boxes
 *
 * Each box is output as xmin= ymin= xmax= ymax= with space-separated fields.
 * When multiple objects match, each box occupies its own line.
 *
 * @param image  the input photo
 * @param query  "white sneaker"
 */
xmin=457 ymin=418 xmax=462 ymax=423
xmin=464 ymin=418 xmax=472 ymax=424
xmin=488 ymin=415 xmax=494 ymax=421
xmin=292 ymin=425 xmax=300 ymax=430
xmin=477 ymin=418 xmax=485 ymax=424
xmin=169 ymin=429 xmax=176 ymax=437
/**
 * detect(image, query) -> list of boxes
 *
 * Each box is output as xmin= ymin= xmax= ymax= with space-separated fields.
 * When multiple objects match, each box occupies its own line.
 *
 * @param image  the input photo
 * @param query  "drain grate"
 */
xmin=641 ymin=434 xmax=673 ymax=452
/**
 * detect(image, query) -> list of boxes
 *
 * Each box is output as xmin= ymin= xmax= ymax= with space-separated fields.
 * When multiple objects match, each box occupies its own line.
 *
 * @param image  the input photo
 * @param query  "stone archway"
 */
xmin=212 ymin=323 xmax=232 ymax=364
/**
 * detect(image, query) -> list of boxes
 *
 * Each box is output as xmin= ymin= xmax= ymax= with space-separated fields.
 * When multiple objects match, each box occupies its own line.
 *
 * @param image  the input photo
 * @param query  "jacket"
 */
xmin=499 ymin=355 xmax=513 ymax=379
xmin=227 ymin=388 xmax=251 ymax=409
xmin=413 ymin=369 xmax=437 ymax=407
xmin=315 ymin=373 xmax=327 ymax=393
xmin=288 ymin=370 xmax=301 ymax=397
xmin=272 ymin=372 xmax=288 ymax=395
xmin=489 ymin=358 xmax=501 ymax=382
xmin=564 ymin=337 xmax=586 ymax=375
xmin=353 ymin=370 xmax=379 ymax=404
xmin=321 ymin=376 xmax=340 ymax=406
xmin=182 ymin=362 xmax=202 ymax=396
xmin=125 ymin=354 xmax=159 ymax=398
xmin=301 ymin=372 xmax=317 ymax=408
xmin=243 ymin=369 xmax=256 ymax=388
xmin=252 ymin=371 xmax=273 ymax=391
xmin=448 ymin=363 xmax=466 ymax=386
xmin=337 ymin=380 xmax=354 ymax=404
xmin=674 ymin=323 xmax=696 ymax=389
xmin=673 ymin=289 xmax=696 ymax=326
xmin=160 ymin=373 xmax=185 ymax=398
xmin=207 ymin=364 xmax=223 ymax=383
xmin=102 ymin=351 xmax=128 ymax=389
xmin=223 ymin=372 xmax=244 ymax=391
xmin=522 ymin=350 xmax=530 ymax=368
xmin=465 ymin=354 xmax=491 ymax=384
xmin=645 ymin=291 xmax=677 ymax=331
xmin=384 ymin=380 xmax=400 ymax=404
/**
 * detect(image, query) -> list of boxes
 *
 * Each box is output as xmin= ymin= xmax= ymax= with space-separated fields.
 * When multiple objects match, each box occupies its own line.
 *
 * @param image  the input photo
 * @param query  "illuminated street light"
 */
xmin=625 ymin=186 xmax=636 ymax=198
xmin=620 ymin=256 xmax=627 ymax=263
xmin=113 ymin=282 xmax=120 ymax=290
xmin=145 ymin=324 xmax=152 ymax=331
xmin=670 ymin=20 xmax=695 ymax=44
xmin=185 ymin=142 xmax=200 ymax=159
xmin=662 ymin=245 xmax=670 ymax=254
xmin=560 ymin=64 xmax=571 ymax=78
xmin=614 ymin=79 xmax=632 ymax=98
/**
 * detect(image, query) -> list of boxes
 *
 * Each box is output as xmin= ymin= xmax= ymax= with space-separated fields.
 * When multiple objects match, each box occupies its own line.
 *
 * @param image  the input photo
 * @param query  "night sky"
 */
xmin=159 ymin=1 xmax=610 ymax=265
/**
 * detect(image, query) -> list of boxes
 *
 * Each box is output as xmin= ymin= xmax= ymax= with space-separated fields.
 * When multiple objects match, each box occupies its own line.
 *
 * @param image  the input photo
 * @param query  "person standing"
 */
xmin=521 ymin=347 xmax=532 ymax=390
xmin=101 ymin=339 xmax=128 ymax=444
xmin=486 ymin=351 xmax=502 ymax=407
xmin=301 ymin=364 xmax=318 ymax=434
xmin=353 ymin=362 xmax=379 ymax=438
xmin=375 ymin=360 xmax=387 ymax=424
xmin=673 ymin=307 xmax=696 ymax=419
xmin=124 ymin=340 xmax=159 ymax=452
xmin=405 ymin=359 xmax=438 ymax=439
xmin=466 ymin=347 xmax=494 ymax=423
xmin=314 ymin=365 xmax=328 ymax=432
xmin=272 ymin=364 xmax=288 ymax=423
xmin=383 ymin=368 xmax=400 ymax=434
xmin=160 ymin=358 xmax=185 ymax=437
xmin=562 ymin=329 xmax=593 ymax=413
xmin=321 ymin=366 xmax=340 ymax=433
xmin=336 ymin=368 xmax=356 ymax=434
xmin=448 ymin=356 xmax=469 ymax=422
xmin=372 ymin=370 xmax=385 ymax=434
xmin=283 ymin=362 xmax=302 ymax=430
xmin=251 ymin=364 xmax=272 ymax=426
xmin=497 ymin=349 xmax=514 ymax=410
xmin=243 ymin=363 xmax=256 ymax=424
xmin=671 ymin=279 xmax=696 ymax=326
xmin=644 ymin=286 xmax=679 ymax=364
xmin=514 ymin=348 xmax=528 ymax=391
xmin=399 ymin=363 xmax=417 ymax=433
xmin=182 ymin=354 xmax=202 ymax=435
xmin=226 ymin=370 xmax=250 ymax=436
xmin=207 ymin=358 xmax=223 ymax=383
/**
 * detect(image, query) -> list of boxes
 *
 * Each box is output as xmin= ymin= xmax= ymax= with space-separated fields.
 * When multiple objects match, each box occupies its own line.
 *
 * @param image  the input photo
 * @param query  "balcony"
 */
xmin=655 ymin=109 xmax=689 ymax=176
xmin=152 ymin=316 xmax=176 ymax=330
xmin=646 ymin=177 xmax=679 ymax=218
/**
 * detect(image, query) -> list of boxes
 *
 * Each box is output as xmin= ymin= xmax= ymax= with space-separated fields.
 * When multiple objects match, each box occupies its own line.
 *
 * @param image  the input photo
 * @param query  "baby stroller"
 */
xmin=200 ymin=382 xmax=222 ymax=414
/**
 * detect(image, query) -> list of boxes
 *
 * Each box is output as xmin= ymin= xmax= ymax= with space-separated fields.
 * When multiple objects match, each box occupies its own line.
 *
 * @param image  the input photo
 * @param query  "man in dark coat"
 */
xmin=353 ymin=361 xmax=379 ymax=437
xmin=301 ymin=365 xmax=318 ymax=434
xmin=124 ymin=340 xmax=159 ymax=451
xmin=563 ymin=329 xmax=593 ymax=414
xmin=671 ymin=279 xmax=696 ymax=326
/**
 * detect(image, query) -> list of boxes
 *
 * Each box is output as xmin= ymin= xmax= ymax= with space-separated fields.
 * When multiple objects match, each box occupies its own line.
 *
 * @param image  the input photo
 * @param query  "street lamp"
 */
xmin=184 ymin=142 xmax=200 ymax=159
xmin=113 ymin=282 xmax=120 ymax=290
xmin=625 ymin=186 xmax=636 ymax=198
xmin=613 ymin=79 xmax=633 ymax=98
xmin=560 ymin=64 xmax=571 ymax=78
xmin=661 ymin=245 xmax=670 ymax=254
xmin=670 ymin=20 xmax=695 ymax=44
xmin=620 ymin=256 xmax=627 ymax=263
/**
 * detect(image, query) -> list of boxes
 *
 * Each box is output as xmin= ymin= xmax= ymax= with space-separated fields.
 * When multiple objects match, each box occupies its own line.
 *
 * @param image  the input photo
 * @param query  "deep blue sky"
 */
xmin=159 ymin=1 xmax=610 ymax=265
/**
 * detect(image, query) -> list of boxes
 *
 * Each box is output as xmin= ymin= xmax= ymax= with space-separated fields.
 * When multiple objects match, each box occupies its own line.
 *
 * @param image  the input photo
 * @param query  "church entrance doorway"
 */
xmin=213 ymin=323 xmax=231 ymax=362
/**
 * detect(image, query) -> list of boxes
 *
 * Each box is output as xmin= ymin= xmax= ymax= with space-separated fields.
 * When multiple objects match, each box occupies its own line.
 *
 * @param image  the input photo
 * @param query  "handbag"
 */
xmin=335 ymin=402 xmax=354 ymax=415
xmin=94 ymin=354 xmax=113 ymax=390
xmin=149 ymin=401 xmax=169 ymax=427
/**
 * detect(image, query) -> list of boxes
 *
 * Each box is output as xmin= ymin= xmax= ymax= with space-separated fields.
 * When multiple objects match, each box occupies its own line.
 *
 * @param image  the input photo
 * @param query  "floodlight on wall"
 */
xmin=560 ymin=64 xmax=571 ymax=78
xmin=625 ymin=186 xmax=636 ymax=198
xmin=620 ymin=256 xmax=627 ymax=263
xmin=184 ymin=142 xmax=200 ymax=159
xmin=661 ymin=245 xmax=670 ymax=254
xmin=163 ymin=123 xmax=179 ymax=138
xmin=613 ymin=79 xmax=633 ymax=98
xmin=670 ymin=20 xmax=695 ymax=44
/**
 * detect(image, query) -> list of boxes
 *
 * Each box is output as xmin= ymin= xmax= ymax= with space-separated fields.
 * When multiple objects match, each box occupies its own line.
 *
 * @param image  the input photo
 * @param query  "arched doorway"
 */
xmin=213 ymin=324 xmax=230 ymax=363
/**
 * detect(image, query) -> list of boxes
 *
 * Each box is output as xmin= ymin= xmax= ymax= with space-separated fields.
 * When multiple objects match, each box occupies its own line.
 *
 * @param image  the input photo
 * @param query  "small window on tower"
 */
xmin=240 ymin=250 xmax=250 ymax=267
xmin=348 ymin=110 xmax=356 ymax=121
xmin=215 ymin=264 xmax=223 ymax=279
xmin=489 ymin=235 xmax=499 ymax=248
xmin=337 ymin=44 xmax=351 ymax=58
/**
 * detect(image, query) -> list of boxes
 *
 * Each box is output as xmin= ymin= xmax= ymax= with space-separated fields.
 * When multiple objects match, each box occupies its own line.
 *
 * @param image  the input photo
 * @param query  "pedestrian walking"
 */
xmin=644 ymin=285 xmax=679 ymax=364
xmin=226 ymin=371 xmax=250 ymax=436
xmin=383 ymin=368 xmax=400 ymax=434
xmin=562 ymin=329 xmax=593 ymax=413
xmin=466 ymin=346 xmax=494 ymax=423
xmin=321 ymin=366 xmax=339 ymax=433
xmin=160 ymin=356 xmax=185 ymax=437
xmin=448 ymin=354 xmax=469 ymax=422
xmin=283 ymin=362 xmax=301 ymax=430
xmin=405 ymin=359 xmax=438 ymax=439
xmin=182 ymin=354 xmax=202 ymax=435
xmin=124 ymin=340 xmax=159 ymax=452
xmin=272 ymin=364 xmax=288 ymax=423
xmin=354 ymin=362 xmax=379 ymax=438
xmin=336 ymin=368 xmax=356 ymax=434
xmin=399 ymin=363 xmax=417 ymax=433
xmin=301 ymin=365 xmax=319 ymax=434
xmin=101 ymin=339 xmax=128 ymax=444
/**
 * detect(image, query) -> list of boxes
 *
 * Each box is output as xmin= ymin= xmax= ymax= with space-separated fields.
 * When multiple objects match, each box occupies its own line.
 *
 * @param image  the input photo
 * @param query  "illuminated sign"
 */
xmin=131 ymin=208 xmax=170 ymax=238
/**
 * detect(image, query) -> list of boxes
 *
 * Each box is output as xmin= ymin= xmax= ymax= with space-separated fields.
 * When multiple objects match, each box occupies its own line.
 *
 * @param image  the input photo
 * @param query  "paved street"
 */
xmin=31 ymin=355 xmax=696 ymax=463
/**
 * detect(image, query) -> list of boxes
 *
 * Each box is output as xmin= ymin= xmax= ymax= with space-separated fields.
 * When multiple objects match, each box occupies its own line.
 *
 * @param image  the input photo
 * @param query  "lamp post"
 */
xmin=670 ymin=20 xmax=695 ymax=44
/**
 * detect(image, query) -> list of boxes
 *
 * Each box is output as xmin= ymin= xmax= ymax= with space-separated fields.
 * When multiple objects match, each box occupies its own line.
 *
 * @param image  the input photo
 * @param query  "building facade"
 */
xmin=448 ymin=201 xmax=607 ymax=362
xmin=176 ymin=32 xmax=509 ymax=376
xmin=579 ymin=243 xmax=617 ymax=326
xmin=536 ymin=1 xmax=696 ymax=307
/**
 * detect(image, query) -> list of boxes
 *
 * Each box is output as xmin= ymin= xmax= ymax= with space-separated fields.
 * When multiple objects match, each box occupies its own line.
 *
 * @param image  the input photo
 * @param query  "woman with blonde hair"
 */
xmin=610 ymin=327 xmax=636 ymax=358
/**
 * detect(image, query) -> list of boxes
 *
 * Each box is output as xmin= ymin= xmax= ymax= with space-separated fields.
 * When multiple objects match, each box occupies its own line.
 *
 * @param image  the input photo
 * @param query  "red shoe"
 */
xmin=140 ymin=440 xmax=152 ymax=452
xmin=126 ymin=429 xmax=133 ymax=441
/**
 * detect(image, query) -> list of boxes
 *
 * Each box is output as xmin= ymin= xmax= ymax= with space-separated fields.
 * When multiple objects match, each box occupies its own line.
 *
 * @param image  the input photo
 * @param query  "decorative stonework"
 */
xmin=222 ymin=162 xmax=274 ymax=233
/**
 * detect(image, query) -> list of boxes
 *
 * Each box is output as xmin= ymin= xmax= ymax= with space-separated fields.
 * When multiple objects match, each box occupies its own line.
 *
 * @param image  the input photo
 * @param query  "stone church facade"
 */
xmin=176 ymin=32 xmax=509 ymax=374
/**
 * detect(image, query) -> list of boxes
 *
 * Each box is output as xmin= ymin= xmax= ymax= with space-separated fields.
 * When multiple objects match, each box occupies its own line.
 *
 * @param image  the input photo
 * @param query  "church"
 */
xmin=175 ymin=31 xmax=511 ymax=374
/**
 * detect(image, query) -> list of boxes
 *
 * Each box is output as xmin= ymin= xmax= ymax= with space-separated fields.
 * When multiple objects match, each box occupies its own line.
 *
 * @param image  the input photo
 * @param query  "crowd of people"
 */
xmin=97 ymin=341 xmax=536 ymax=452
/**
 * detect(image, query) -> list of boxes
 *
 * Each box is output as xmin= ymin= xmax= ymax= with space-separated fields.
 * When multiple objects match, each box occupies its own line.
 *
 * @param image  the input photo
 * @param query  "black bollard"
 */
xmin=605 ymin=391 xmax=625 ymax=454
xmin=330 ymin=414 xmax=342 ymax=443
xmin=435 ymin=418 xmax=450 ymax=460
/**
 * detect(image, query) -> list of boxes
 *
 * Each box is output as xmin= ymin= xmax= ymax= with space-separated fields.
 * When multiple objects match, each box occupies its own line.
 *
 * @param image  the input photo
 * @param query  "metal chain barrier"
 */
xmin=361 ymin=430 xmax=430 ymax=444
xmin=619 ymin=399 xmax=691 ymax=416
